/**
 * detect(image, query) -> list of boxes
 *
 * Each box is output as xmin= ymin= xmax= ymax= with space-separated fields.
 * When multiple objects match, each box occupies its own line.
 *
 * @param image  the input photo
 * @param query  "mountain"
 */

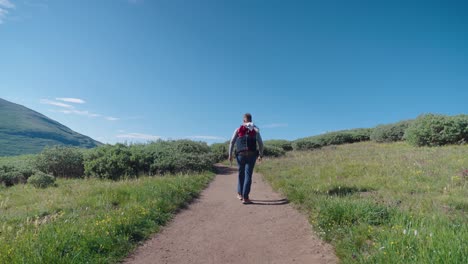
xmin=0 ymin=98 xmax=101 ymax=156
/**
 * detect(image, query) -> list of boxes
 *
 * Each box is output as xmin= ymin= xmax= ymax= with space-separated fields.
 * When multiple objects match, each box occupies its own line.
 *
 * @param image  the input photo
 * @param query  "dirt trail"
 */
xmin=124 ymin=165 xmax=337 ymax=264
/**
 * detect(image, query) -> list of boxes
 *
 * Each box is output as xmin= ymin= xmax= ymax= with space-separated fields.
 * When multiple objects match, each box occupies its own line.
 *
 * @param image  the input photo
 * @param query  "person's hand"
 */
xmin=228 ymin=155 xmax=233 ymax=166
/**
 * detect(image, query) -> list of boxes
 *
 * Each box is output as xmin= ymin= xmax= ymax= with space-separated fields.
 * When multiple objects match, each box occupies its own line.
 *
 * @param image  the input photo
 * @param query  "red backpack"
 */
xmin=236 ymin=125 xmax=258 ymax=153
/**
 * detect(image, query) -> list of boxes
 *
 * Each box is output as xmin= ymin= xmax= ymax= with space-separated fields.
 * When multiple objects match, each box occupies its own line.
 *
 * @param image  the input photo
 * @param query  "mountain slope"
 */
xmin=0 ymin=98 xmax=101 ymax=156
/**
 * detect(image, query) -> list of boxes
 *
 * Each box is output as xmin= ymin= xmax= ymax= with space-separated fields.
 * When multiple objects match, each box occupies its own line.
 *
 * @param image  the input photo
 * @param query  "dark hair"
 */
xmin=244 ymin=113 xmax=252 ymax=122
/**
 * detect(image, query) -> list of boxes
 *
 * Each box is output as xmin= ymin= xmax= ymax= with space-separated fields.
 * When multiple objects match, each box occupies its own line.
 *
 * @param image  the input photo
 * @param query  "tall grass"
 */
xmin=0 ymin=172 xmax=214 ymax=263
xmin=258 ymin=142 xmax=468 ymax=263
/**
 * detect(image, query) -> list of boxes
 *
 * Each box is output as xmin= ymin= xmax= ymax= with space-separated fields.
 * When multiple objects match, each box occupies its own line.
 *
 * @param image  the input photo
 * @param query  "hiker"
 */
xmin=228 ymin=113 xmax=264 ymax=204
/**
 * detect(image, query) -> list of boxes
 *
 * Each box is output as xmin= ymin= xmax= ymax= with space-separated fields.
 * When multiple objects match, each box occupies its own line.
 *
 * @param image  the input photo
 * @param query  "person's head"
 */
xmin=243 ymin=113 xmax=252 ymax=123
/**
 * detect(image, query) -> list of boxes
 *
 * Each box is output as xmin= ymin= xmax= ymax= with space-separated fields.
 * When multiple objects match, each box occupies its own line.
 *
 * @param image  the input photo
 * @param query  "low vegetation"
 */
xmin=35 ymin=146 xmax=85 ymax=178
xmin=258 ymin=142 xmax=468 ymax=263
xmin=293 ymin=128 xmax=373 ymax=151
xmin=0 ymin=172 xmax=214 ymax=263
xmin=264 ymin=139 xmax=294 ymax=151
xmin=27 ymin=172 xmax=56 ymax=188
xmin=210 ymin=142 xmax=229 ymax=162
xmin=1 ymin=140 xmax=217 ymax=187
xmin=1 ymin=112 xmax=467 ymax=263
xmin=370 ymin=120 xmax=413 ymax=143
xmin=404 ymin=114 xmax=468 ymax=147
xmin=0 ymin=139 xmax=217 ymax=263
xmin=292 ymin=113 xmax=468 ymax=151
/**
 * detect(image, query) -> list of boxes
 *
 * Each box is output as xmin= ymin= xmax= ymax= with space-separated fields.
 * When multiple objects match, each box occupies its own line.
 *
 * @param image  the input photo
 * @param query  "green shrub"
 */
xmin=264 ymin=140 xmax=293 ymax=151
xmin=0 ymin=170 xmax=24 ymax=187
xmin=84 ymin=140 xmax=216 ymax=180
xmin=293 ymin=139 xmax=322 ymax=150
xmin=27 ymin=171 xmax=56 ymax=188
xmin=129 ymin=144 xmax=154 ymax=175
xmin=35 ymin=146 xmax=85 ymax=178
xmin=293 ymin=128 xmax=372 ymax=150
xmin=263 ymin=145 xmax=286 ymax=157
xmin=148 ymin=140 xmax=215 ymax=174
xmin=0 ymin=165 xmax=34 ymax=187
xmin=371 ymin=120 xmax=413 ymax=143
xmin=210 ymin=143 xmax=229 ymax=162
xmin=405 ymin=114 xmax=468 ymax=146
xmin=84 ymin=144 xmax=137 ymax=180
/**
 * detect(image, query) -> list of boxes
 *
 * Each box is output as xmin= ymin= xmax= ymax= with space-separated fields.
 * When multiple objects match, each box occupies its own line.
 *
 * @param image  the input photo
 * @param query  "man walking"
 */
xmin=228 ymin=113 xmax=264 ymax=204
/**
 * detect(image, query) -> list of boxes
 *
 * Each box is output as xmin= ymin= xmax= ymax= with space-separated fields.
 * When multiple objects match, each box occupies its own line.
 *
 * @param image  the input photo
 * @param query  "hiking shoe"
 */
xmin=242 ymin=198 xmax=252 ymax=204
xmin=237 ymin=194 xmax=243 ymax=200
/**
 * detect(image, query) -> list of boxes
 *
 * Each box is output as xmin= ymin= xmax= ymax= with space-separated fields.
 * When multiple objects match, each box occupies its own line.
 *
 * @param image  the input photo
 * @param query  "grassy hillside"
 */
xmin=258 ymin=142 xmax=467 ymax=263
xmin=0 ymin=98 xmax=100 ymax=156
xmin=0 ymin=172 xmax=214 ymax=263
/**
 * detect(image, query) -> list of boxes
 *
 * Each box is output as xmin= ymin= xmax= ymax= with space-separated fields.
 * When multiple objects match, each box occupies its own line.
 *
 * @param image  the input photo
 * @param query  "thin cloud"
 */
xmin=263 ymin=123 xmax=288 ymax=128
xmin=116 ymin=133 xmax=161 ymax=141
xmin=40 ymin=99 xmax=73 ymax=109
xmin=57 ymin=109 xmax=100 ymax=118
xmin=41 ymin=98 xmax=118 ymax=121
xmin=188 ymin=136 xmax=226 ymax=141
xmin=0 ymin=9 xmax=8 ymax=24
xmin=0 ymin=0 xmax=14 ymax=8
xmin=0 ymin=0 xmax=14 ymax=24
xmin=56 ymin=97 xmax=86 ymax=104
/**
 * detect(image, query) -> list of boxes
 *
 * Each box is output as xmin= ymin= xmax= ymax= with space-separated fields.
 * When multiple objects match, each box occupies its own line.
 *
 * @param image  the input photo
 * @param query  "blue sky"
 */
xmin=1 ymin=0 xmax=467 ymax=144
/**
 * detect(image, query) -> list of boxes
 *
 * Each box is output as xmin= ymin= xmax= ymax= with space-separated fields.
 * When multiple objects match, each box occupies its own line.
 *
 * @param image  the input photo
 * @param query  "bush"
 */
xmin=27 ymin=172 xmax=56 ymax=188
xmin=263 ymin=145 xmax=286 ymax=157
xmin=293 ymin=128 xmax=372 ymax=150
xmin=148 ymin=140 xmax=215 ymax=174
xmin=293 ymin=139 xmax=322 ymax=150
xmin=210 ymin=143 xmax=229 ymax=162
xmin=84 ymin=140 xmax=216 ymax=180
xmin=264 ymin=140 xmax=293 ymax=151
xmin=0 ymin=170 xmax=24 ymax=187
xmin=84 ymin=144 xmax=137 ymax=180
xmin=371 ymin=120 xmax=413 ymax=143
xmin=35 ymin=146 xmax=85 ymax=178
xmin=405 ymin=114 xmax=468 ymax=146
xmin=0 ymin=165 xmax=34 ymax=187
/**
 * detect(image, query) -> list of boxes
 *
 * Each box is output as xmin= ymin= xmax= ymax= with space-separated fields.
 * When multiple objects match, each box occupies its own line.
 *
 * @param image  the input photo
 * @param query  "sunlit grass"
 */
xmin=258 ymin=142 xmax=468 ymax=263
xmin=0 ymin=172 xmax=214 ymax=263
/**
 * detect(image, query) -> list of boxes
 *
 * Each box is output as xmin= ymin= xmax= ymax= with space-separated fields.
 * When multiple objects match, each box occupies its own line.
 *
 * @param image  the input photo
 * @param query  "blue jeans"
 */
xmin=236 ymin=153 xmax=258 ymax=199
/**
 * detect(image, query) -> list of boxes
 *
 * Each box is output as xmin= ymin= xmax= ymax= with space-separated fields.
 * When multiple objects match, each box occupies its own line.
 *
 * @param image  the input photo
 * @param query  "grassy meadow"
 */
xmin=0 ymin=171 xmax=213 ymax=263
xmin=258 ymin=142 xmax=468 ymax=263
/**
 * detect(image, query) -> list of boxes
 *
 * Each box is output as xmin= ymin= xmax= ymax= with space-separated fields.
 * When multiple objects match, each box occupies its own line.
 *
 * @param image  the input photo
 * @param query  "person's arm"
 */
xmin=257 ymin=130 xmax=264 ymax=158
xmin=228 ymin=128 xmax=238 ymax=159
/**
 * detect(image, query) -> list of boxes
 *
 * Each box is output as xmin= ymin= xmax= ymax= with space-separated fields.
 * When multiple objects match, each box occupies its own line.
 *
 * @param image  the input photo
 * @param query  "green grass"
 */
xmin=0 ymin=172 xmax=214 ymax=263
xmin=257 ymin=142 xmax=468 ymax=263
xmin=0 ymin=154 xmax=35 ymax=168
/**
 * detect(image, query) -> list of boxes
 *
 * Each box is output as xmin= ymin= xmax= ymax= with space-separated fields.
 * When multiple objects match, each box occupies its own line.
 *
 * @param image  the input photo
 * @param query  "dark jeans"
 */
xmin=236 ymin=152 xmax=258 ymax=199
